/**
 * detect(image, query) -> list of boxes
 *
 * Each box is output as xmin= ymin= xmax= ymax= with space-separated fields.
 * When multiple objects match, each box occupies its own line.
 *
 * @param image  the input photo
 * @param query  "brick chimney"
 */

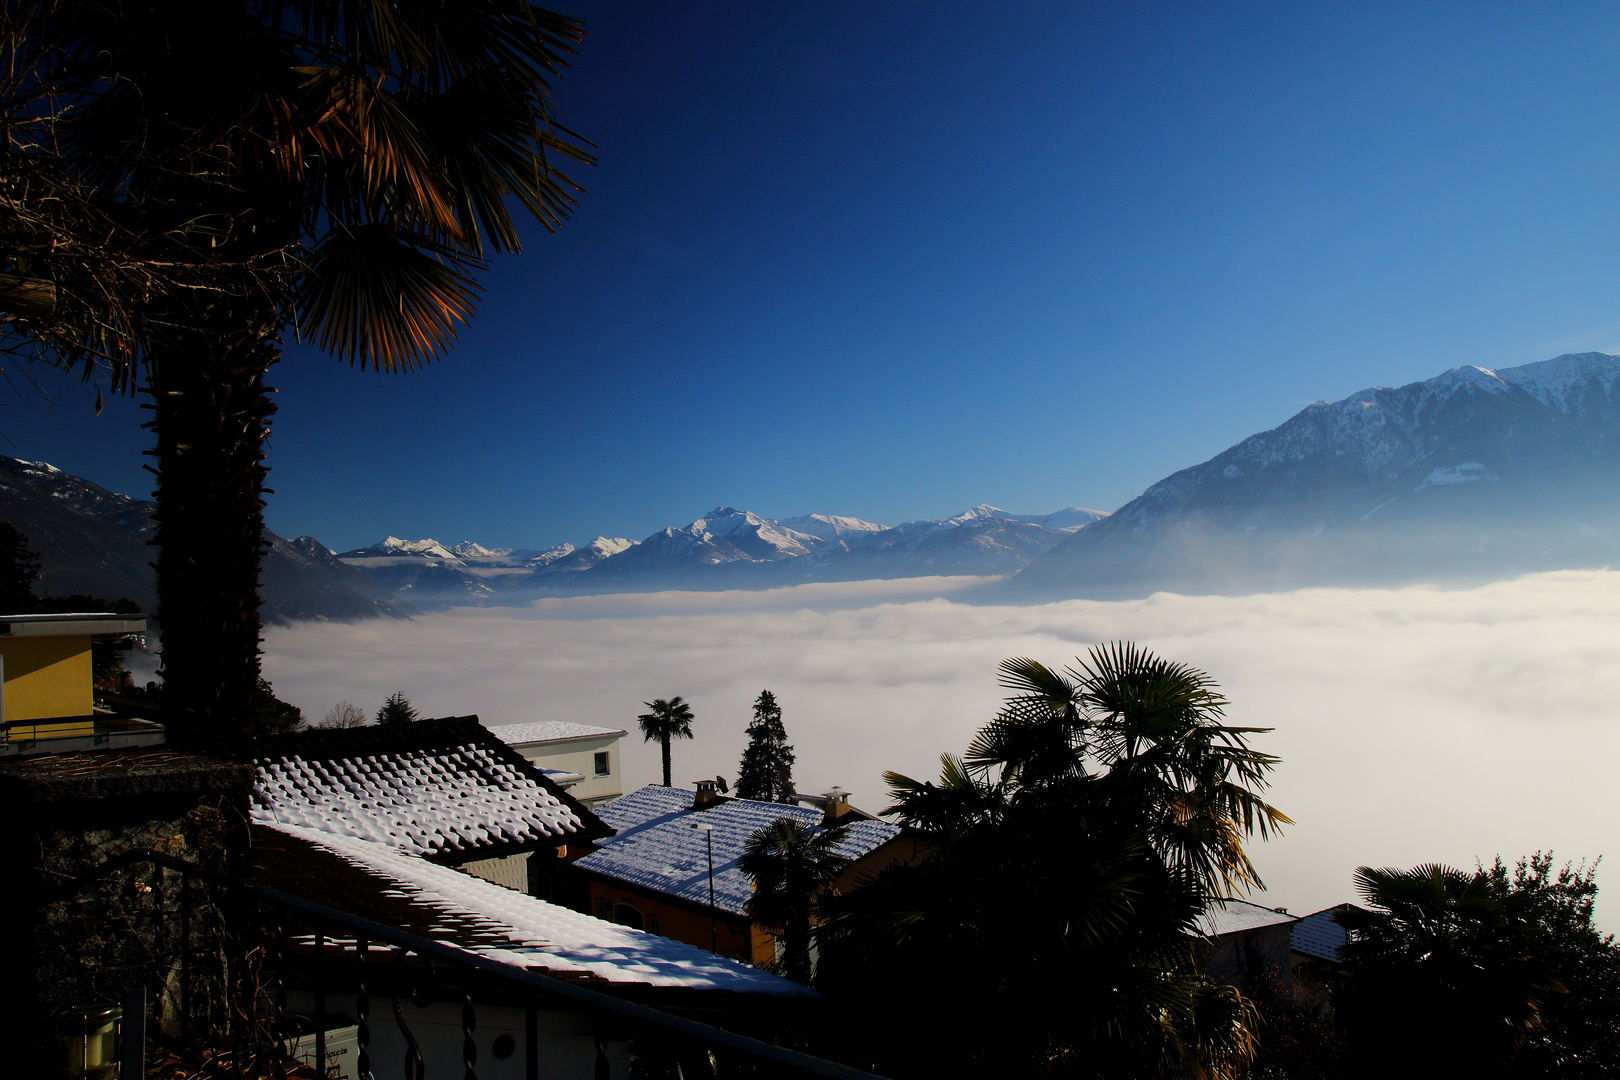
xmin=821 ymin=786 xmax=851 ymax=826
xmin=692 ymin=778 xmax=723 ymax=810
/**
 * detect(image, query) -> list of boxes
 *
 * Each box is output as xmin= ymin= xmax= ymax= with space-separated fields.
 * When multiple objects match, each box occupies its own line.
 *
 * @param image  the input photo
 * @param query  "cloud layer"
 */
xmin=263 ymin=570 xmax=1620 ymax=928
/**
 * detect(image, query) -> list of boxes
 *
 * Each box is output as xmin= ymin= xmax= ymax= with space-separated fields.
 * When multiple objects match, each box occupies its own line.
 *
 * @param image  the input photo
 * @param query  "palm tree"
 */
xmin=817 ymin=643 xmax=1281 ymax=1078
xmin=637 ymin=696 xmax=695 ymax=787
xmin=3 ymin=1 xmax=593 ymax=751
xmin=967 ymin=643 xmax=1291 ymax=895
xmin=1337 ymin=863 xmax=1565 ymax=1071
xmin=738 ymin=817 xmax=850 ymax=984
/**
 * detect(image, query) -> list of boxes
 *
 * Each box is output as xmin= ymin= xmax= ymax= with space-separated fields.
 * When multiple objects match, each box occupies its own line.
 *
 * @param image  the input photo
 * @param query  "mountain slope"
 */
xmin=0 ymin=457 xmax=414 ymax=623
xmin=1013 ymin=353 xmax=1620 ymax=598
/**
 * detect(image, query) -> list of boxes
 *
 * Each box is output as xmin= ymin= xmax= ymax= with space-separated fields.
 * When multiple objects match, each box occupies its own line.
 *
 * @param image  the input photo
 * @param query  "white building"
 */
xmin=491 ymin=720 xmax=628 ymax=807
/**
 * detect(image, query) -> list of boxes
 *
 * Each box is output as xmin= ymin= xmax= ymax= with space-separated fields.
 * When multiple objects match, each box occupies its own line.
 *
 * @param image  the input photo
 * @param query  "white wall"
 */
xmin=512 ymin=734 xmax=623 ymax=805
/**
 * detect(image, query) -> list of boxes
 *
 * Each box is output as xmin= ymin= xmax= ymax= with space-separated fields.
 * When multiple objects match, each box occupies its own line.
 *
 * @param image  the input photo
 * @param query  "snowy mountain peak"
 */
xmin=584 ymin=537 xmax=635 ymax=557
xmin=692 ymin=507 xmax=768 ymax=537
xmin=365 ymin=536 xmax=460 ymax=560
xmin=1492 ymin=352 xmax=1620 ymax=419
xmin=775 ymin=513 xmax=887 ymax=540
xmin=450 ymin=540 xmax=510 ymax=558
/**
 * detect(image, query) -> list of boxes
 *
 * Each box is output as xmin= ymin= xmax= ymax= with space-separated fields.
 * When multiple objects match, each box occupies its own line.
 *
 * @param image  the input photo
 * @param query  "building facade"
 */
xmin=491 ymin=720 xmax=628 ymax=807
xmin=574 ymin=783 xmax=922 ymax=966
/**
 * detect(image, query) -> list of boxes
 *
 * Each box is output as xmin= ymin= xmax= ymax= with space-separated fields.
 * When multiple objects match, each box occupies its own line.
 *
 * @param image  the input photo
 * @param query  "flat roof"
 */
xmin=492 ymin=720 xmax=628 ymax=745
xmin=0 ymin=612 xmax=147 ymax=636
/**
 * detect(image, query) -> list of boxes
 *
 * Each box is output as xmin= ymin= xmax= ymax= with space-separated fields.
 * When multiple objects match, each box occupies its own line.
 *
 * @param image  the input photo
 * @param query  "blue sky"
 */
xmin=11 ymin=1 xmax=1620 ymax=550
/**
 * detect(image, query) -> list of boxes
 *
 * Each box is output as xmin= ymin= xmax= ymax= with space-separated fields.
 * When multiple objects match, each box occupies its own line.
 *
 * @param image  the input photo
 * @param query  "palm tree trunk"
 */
xmin=145 ymin=313 xmax=279 ymax=753
xmin=784 ymin=913 xmax=812 ymax=984
xmin=661 ymin=733 xmax=672 ymax=787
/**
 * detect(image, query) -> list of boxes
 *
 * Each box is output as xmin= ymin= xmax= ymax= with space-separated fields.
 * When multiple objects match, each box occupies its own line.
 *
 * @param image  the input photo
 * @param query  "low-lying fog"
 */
xmin=262 ymin=570 xmax=1620 ymax=929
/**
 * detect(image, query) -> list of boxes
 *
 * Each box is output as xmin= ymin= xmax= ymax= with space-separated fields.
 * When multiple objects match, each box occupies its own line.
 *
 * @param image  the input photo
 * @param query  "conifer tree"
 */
xmin=0 ymin=523 xmax=41 ymax=613
xmin=376 ymin=691 xmax=419 ymax=726
xmin=736 ymin=689 xmax=796 ymax=803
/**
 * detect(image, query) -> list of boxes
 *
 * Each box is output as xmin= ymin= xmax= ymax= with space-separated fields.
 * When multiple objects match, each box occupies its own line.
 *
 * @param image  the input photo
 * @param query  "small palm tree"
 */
xmin=1338 ymin=863 xmax=1565 ymax=1070
xmin=739 ymin=817 xmax=850 ymax=984
xmin=637 ymin=696 xmax=694 ymax=787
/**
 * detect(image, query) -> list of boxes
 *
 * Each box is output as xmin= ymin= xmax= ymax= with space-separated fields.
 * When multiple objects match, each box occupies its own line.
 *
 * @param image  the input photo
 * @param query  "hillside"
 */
xmin=1012 ymin=353 xmax=1620 ymax=598
xmin=0 ymin=457 xmax=414 ymax=623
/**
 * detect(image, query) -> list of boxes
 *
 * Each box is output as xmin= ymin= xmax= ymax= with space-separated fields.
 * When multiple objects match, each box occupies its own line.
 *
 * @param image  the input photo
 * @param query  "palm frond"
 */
xmin=297 ymin=222 xmax=479 ymax=371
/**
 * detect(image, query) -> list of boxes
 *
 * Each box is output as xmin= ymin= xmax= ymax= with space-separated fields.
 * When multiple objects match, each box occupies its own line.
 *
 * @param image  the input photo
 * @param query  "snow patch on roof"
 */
xmin=1290 ymin=905 xmax=1352 ymax=964
xmin=1198 ymin=898 xmax=1301 ymax=938
xmin=253 ymin=739 xmax=588 ymax=857
xmin=493 ymin=720 xmax=628 ymax=745
xmin=579 ymin=786 xmax=901 ymax=918
xmin=267 ymin=823 xmax=812 ymax=995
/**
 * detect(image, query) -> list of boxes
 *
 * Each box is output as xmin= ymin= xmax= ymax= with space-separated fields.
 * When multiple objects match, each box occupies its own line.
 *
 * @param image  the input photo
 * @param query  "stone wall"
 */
xmin=0 ymin=749 xmax=251 ymax=1076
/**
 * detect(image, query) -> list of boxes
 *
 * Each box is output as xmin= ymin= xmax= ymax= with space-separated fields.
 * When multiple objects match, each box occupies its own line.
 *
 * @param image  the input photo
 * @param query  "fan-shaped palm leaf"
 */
xmin=298 ymin=223 xmax=480 ymax=371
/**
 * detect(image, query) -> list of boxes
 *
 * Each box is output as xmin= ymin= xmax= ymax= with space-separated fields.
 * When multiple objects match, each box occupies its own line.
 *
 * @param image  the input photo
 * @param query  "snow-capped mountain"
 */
xmin=341 ymin=503 xmax=1106 ymax=604
xmin=535 ymin=536 xmax=636 ymax=572
xmin=341 ymin=536 xmax=464 ymax=561
xmin=0 ymin=456 xmax=412 ymax=623
xmin=586 ymin=508 xmax=829 ymax=579
xmin=1013 ymin=352 xmax=1620 ymax=598
xmin=774 ymin=514 xmax=887 ymax=541
xmin=1001 ymin=507 xmax=1111 ymax=532
xmin=450 ymin=540 xmax=511 ymax=558
xmin=784 ymin=505 xmax=1082 ymax=582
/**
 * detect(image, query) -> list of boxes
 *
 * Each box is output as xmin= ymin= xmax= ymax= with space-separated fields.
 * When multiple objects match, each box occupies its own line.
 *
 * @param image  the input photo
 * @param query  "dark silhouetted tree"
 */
xmin=736 ymin=689 xmax=796 ymax=802
xmin=739 ymin=816 xmax=849 ymax=983
xmin=638 ymin=696 xmax=694 ymax=787
xmin=817 ymin=643 xmax=1286 ymax=1078
xmin=320 ymin=701 xmax=369 ymax=729
xmin=0 ymin=523 xmax=41 ymax=613
xmin=1338 ymin=853 xmax=1620 ymax=1078
xmin=253 ymin=678 xmax=304 ymax=735
xmin=4 ymin=2 xmax=593 ymax=752
xmin=376 ymin=691 xmax=419 ymax=726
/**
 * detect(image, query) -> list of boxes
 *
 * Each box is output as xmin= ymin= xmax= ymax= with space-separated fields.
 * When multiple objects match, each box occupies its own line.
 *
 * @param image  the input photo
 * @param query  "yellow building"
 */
xmin=0 ymin=612 xmax=162 ymax=755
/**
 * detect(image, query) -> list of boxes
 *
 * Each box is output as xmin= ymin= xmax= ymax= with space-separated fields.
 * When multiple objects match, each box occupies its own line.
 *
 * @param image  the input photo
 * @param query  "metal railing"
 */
xmin=65 ymin=848 xmax=883 ymax=1080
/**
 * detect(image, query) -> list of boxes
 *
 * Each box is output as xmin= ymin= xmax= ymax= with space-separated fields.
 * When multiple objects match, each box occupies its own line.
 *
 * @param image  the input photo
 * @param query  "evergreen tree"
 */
xmin=376 ymin=691 xmax=419 ymax=726
xmin=736 ymin=689 xmax=796 ymax=803
xmin=0 ymin=523 xmax=41 ymax=613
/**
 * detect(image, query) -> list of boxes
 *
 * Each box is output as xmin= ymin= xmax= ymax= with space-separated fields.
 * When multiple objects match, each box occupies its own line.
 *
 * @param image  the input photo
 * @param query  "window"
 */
xmin=648 ymin=915 xmax=662 ymax=936
xmin=596 ymin=898 xmax=611 ymax=920
xmin=593 ymin=751 xmax=610 ymax=777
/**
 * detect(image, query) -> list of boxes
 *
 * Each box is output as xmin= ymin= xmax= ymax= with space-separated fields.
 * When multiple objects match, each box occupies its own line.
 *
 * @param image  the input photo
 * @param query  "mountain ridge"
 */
xmin=0 ymin=456 xmax=414 ymax=623
xmin=338 ymin=504 xmax=1110 ymax=604
xmin=1012 ymin=352 xmax=1620 ymax=598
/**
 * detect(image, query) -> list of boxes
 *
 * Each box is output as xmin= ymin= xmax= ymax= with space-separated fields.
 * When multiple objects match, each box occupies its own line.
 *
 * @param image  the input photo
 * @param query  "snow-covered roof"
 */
xmin=252 ymin=717 xmax=609 ymax=861
xmin=1198 ymin=898 xmax=1301 ymax=938
xmin=1290 ymin=905 xmax=1353 ymax=964
xmin=256 ymin=823 xmax=811 ymax=997
xmin=577 ymin=786 xmax=902 ymax=918
xmin=493 ymin=720 xmax=628 ymax=746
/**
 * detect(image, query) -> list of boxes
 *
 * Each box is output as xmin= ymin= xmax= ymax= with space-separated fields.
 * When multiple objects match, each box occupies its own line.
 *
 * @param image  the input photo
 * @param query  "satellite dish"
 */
xmin=715 ymin=775 xmax=730 ymax=794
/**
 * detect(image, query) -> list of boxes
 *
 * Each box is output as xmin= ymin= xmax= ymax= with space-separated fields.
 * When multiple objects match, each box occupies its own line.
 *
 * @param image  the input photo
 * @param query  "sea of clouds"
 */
xmin=262 ymin=570 xmax=1620 ymax=928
